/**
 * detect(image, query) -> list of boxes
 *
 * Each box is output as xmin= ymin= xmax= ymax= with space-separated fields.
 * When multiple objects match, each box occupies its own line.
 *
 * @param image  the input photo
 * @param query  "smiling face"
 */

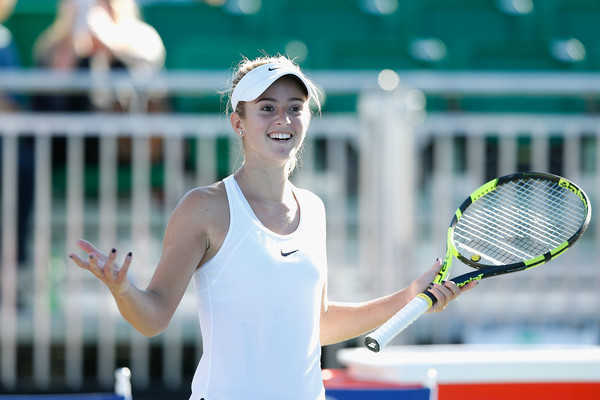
xmin=231 ymin=76 xmax=312 ymax=172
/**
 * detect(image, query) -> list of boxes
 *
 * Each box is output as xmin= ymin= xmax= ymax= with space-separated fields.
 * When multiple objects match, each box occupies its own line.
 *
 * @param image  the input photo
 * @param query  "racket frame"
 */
xmin=448 ymin=172 xmax=591 ymax=287
xmin=364 ymin=171 xmax=591 ymax=352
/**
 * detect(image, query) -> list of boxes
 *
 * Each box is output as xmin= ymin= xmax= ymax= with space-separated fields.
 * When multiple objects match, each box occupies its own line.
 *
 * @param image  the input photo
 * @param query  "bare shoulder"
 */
xmin=174 ymin=181 xmax=228 ymax=227
xmin=179 ymin=181 xmax=227 ymax=209
xmin=170 ymin=181 xmax=229 ymax=264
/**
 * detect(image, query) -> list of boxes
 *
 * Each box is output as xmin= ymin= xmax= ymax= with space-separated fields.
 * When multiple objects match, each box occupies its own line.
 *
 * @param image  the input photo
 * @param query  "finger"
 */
xmin=419 ymin=258 xmax=444 ymax=288
xmin=443 ymin=281 xmax=462 ymax=298
xmin=76 ymin=239 xmax=105 ymax=257
xmin=430 ymin=258 xmax=443 ymax=275
xmin=117 ymin=251 xmax=133 ymax=281
xmin=428 ymin=283 xmax=455 ymax=311
xmin=429 ymin=283 xmax=453 ymax=301
xmin=68 ymin=253 xmax=91 ymax=271
xmin=432 ymin=257 xmax=446 ymax=277
xmin=88 ymin=252 xmax=105 ymax=278
xmin=104 ymin=248 xmax=118 ymax=280
xmin=460 ymin=280 xmax=479 ymax=292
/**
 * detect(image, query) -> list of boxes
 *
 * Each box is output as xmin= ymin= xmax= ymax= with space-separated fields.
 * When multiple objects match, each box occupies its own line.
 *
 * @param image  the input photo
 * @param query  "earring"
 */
xmin=238 ymin=131 xmax=244 ymax=137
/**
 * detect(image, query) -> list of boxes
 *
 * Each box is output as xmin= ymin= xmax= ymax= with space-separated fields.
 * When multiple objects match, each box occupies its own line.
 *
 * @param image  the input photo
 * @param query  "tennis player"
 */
xmin=69 ymin=54 xmax=476 ymax=399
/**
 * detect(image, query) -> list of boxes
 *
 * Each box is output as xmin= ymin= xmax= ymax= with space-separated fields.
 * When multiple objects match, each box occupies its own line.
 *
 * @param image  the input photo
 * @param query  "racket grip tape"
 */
xmin=365 ymin=293 xmax=433 ymax=353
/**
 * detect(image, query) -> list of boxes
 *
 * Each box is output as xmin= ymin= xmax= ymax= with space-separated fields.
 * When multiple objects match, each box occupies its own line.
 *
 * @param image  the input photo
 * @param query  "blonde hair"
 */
xmin=227 ymin=54 xmax=321 ymax=117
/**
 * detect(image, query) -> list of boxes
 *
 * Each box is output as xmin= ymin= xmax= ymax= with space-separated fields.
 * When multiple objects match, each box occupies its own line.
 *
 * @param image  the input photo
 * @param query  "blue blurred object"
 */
xmin=326 ymin=387 xmax=431 ymax=400
xmin=0 ymin=395 xmax=124 ymax=400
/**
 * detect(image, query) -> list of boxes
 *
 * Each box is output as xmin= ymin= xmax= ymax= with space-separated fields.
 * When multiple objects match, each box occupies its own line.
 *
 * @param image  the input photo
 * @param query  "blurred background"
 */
xmin=1 ymin=0 xmax=599 ymax=398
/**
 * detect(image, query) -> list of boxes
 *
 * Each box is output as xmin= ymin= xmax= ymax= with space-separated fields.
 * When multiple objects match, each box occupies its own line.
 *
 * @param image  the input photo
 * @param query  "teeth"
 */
xmin=269 ymin=133 xmax=292 ymax=140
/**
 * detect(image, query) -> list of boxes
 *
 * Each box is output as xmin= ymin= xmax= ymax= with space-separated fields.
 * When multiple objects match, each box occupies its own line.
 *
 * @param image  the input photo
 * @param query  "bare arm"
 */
xmin=319 ymin=259 xmax=477 ymax=346
xmin=69 ymin=187 xmax=222 ymax=336
xmin=86 ymin=5 xmax=165 ymax=69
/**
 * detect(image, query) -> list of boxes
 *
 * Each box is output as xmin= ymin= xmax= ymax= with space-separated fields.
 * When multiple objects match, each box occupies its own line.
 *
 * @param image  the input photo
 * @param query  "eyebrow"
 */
xmin=257 ymin=97 xmax=306 ymax=103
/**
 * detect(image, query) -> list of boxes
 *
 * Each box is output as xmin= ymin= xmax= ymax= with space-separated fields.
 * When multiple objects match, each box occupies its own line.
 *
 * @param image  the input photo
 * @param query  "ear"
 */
xmin=230 ymin=112 xmax=243 ymax=134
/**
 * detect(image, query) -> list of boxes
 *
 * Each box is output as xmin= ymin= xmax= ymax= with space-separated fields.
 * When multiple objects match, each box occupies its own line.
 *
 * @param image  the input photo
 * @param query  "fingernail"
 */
xmin=111 ymin=248 xmax=116 ymax=254
xmin=68 ymin=254 xmax=73 ymax=259
xmin=127 ymin=252 xmax=132 ymax=257
xmin=89 ymin=254 xmax=94 ymax=259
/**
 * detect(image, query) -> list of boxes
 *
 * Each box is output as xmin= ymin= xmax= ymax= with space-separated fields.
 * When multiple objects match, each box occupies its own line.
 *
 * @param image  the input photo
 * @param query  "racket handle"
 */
xmin=365 ymin=293 xmax=433 ymax=352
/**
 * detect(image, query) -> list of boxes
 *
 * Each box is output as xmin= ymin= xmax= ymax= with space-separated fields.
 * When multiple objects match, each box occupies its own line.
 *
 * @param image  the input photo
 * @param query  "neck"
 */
xmin=234 ymin=166 xmax=291 ymax=203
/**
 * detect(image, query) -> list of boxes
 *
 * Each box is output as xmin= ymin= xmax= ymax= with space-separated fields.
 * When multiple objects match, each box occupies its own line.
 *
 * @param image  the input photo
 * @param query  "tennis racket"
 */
xmin=365 ymin=171 xmax=591 ymax=353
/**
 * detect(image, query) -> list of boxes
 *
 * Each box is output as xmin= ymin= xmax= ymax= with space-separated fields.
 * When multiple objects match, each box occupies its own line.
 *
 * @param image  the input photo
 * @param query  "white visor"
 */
xmin=231 ymin=62 xmax=314 ymax=112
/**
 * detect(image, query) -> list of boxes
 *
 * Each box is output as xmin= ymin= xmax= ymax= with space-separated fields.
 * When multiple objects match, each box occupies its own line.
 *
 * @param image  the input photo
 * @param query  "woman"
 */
xmin=32 ymin=0 xmax=165 ymax=111
xmin=70 ymin=55 xmax=476 ymax=399
xmin=32 ymin=0 xmax=167 ymax=171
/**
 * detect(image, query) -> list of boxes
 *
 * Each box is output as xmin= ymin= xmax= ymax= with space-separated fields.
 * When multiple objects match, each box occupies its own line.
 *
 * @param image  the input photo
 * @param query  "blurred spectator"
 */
xmin=0 ymin=0 xmax=20 ymax=110
xmin=32 ymin=0 xmax=166 ymax=112
xmin=31 ymin=0 xmax=168 ymax=176
xmin=0 ymin=0 xmax=34 ymax=264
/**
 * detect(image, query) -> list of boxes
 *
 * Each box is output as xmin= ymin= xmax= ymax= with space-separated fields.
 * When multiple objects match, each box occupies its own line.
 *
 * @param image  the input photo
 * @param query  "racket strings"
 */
xmin=474 ymin=183 xmax=578 ymax=246
xmin=454 ymin=178 xmax=586 ymax=266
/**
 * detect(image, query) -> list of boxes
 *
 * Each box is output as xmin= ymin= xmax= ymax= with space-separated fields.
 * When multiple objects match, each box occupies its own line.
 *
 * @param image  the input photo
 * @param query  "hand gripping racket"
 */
xmin=365 ymin=172 xmax=591 ymax=352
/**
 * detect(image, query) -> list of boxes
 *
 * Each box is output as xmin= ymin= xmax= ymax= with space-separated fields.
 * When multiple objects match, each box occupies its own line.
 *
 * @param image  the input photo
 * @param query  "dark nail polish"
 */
xmin=111 ymin=248 xmax=116 ymax=254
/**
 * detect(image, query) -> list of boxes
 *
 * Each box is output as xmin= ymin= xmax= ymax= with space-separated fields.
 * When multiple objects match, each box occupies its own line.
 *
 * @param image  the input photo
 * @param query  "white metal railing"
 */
xmin=409 ymin=112 xmax=600 ymax=346
xmin=1 ymin=70 xmax=600 ymax=392
xmin=0 ymin=111 xmax=361 ymax=391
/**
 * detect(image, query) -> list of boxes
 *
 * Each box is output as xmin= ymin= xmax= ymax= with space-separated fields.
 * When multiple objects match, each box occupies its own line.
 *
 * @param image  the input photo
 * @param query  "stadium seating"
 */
xmin=7 ymin=0 xmax=600 ymax=73
xmin=4 ymin=0 xmax=597 ymax=115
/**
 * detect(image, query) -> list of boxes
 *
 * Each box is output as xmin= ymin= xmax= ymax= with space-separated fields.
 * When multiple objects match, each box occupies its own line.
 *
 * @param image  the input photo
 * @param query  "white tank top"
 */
xmin=190 ymin=175 xmax=327 ymax=400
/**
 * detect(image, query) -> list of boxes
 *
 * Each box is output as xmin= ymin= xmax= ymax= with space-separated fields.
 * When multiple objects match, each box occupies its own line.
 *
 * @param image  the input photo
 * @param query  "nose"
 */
xmin=275 ymin=108 xmax=291 ymax=125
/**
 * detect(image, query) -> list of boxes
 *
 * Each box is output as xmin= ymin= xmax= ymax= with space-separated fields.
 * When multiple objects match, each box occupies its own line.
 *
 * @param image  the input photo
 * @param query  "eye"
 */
xmin=261 ymin=105 xmax=275 ymax=112
xmin=289 ymin=104 xmax=303 ymax=113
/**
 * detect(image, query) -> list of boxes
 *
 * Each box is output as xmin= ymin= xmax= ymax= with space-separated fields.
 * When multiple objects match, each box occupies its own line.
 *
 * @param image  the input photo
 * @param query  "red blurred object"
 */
xmin=322 ymin=369 xmax=424 ymax=390
xmin=439 ymin=382 xmax=600 ymax=400
xmin=323 ymin=369 xmax=600 ymax=400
